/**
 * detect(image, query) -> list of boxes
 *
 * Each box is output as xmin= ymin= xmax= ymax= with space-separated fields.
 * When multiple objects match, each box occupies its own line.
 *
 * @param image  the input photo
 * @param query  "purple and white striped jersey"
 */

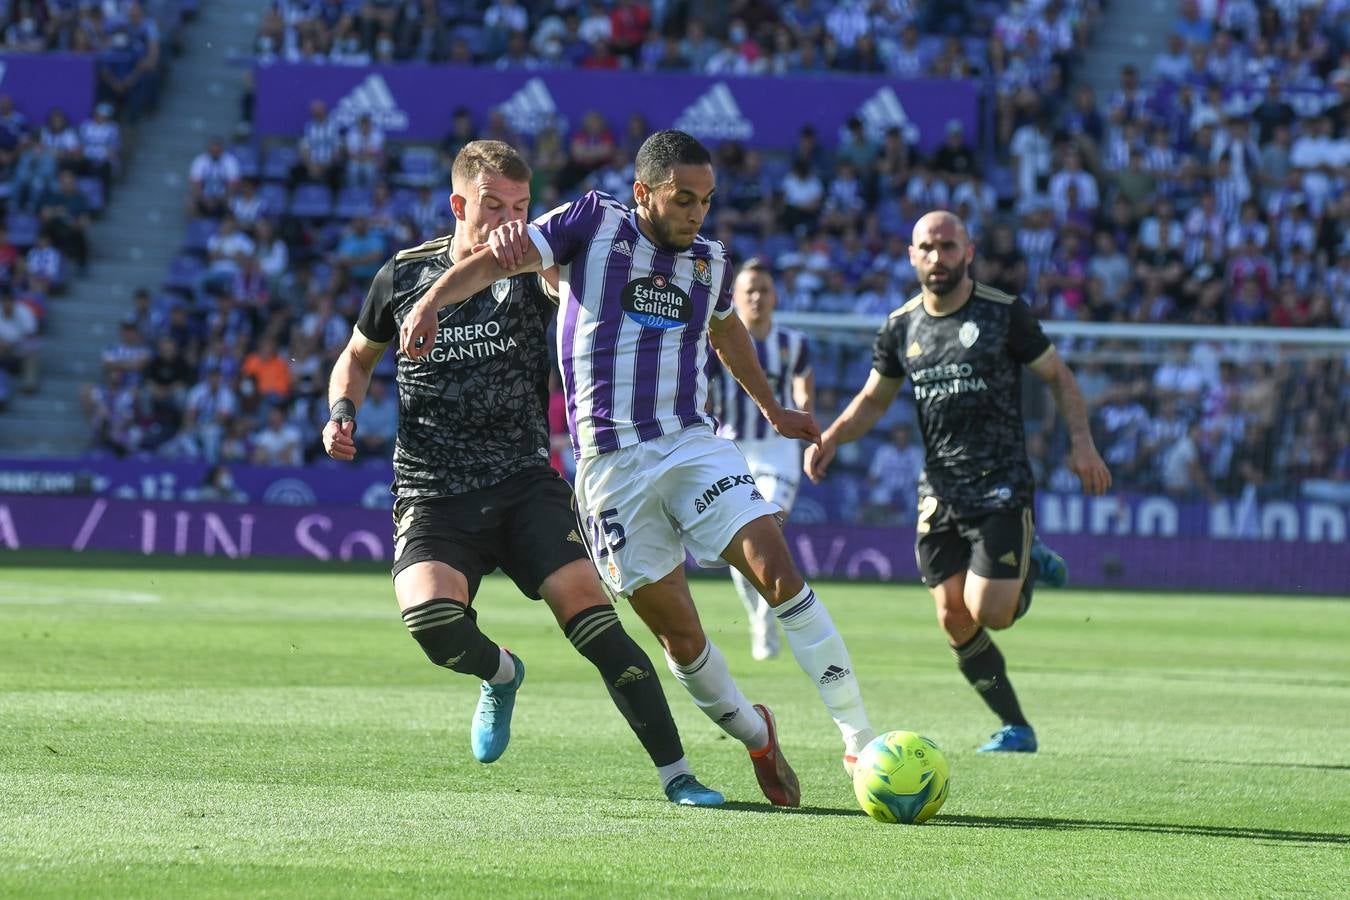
xmin=527 ymin=190 xmax=735 ymax=459
xmin=708 ymin=324 xmax=811 ymax=444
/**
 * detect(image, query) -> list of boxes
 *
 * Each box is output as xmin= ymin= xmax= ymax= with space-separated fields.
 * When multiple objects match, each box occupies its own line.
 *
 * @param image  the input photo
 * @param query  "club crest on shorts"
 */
xmin=958 ymin=320 xmax=980 ymax=348
xmin=491 ymin=279 xmax=512 ymax=304
xmin=692 ymin=257 xmax=713 ymax=287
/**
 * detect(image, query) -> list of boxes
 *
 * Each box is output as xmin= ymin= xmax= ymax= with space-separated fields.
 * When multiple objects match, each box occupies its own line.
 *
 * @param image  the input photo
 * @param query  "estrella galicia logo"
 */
xmin=693 ymin=473 xmax=756 ymax=513
xmin=621 ymin=275 xmax=691 ymax=330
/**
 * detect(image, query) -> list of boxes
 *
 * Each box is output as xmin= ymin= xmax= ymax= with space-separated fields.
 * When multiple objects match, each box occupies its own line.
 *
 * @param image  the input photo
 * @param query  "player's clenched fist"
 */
xmin=770 ymin=407 xmax=821 ymax=445
xmin=487 ymin=220 xmax=532 ymax=269
xmin=324 ymin=401 xmax=357 ymax=461
xmin=400 ymin=298 xmax=438 ymax=359
xmin=803 ymin=439 xmax=836 ymax=484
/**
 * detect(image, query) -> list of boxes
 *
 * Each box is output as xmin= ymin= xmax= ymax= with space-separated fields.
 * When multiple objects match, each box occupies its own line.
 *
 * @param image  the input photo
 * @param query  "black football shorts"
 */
xmin=914 ymin=497 xmax=1035 ymax=587
xmin=390 ymin=465 xmax=589 ymax=600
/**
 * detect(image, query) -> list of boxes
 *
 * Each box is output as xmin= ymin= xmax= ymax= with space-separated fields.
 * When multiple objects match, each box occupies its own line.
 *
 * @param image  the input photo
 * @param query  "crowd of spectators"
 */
xmin=252 ymin=0 xmax=1099 ymax=82
xmin=76 ymin=0 xmax=1347 ymax=506
xmin=1 ymin=0 xmax=188 ymax=410
xmin=1 ymin=0 xmax=170 ymax=120
xmin=0 ymin=96 xmax=126 ymax=407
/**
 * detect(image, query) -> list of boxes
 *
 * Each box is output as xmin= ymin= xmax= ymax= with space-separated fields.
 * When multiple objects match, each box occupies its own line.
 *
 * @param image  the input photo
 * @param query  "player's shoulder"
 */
xmin=970 ymin=281 xmax=1021 ymax=306
xmin=690 ymin=233 xmax=729 ymax=261
xmin=394 ymin=234 xmax=452 ymax=263
xmin=888 ymin=292 xmax=925 ymax=320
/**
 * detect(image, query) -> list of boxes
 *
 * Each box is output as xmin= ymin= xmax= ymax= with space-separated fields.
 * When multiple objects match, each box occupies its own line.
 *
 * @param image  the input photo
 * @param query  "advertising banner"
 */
xmin=0 ymin=54 xmax=96 ymax=123
xmin=2 ymin=495 xmax=1345 ymax=594
xmin=252 ymin=63 xmax=978 ymax=152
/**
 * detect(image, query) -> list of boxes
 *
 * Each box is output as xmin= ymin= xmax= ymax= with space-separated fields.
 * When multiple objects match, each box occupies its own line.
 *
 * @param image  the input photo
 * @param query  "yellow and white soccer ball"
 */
xmin=852 ymin=730 xmax=950 ymax=824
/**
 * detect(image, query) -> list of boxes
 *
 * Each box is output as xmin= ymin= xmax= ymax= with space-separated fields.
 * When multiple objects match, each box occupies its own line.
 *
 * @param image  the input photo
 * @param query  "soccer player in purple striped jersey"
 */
xmin=707 ymin=258 xmax=814 ymax=662
xmin=402 ymin=130 xmax=877 ymax=802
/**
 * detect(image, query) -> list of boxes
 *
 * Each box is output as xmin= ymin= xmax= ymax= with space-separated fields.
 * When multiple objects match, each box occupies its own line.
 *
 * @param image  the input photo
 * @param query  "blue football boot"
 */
xmin=977 ymin=724 xmax=1038 ymax=753
xmin=1030 ymin=534 xmax=1068 ymax=588
xmin=471 ymin=652 xmax=524 ymax=763
xmin=664 ymin=774 xmax=726 ymax=807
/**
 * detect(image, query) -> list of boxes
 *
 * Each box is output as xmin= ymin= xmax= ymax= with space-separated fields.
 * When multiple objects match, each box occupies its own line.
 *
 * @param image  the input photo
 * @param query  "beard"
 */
xmin=924 ymin=258 xmax=967 ymax=296
xmin=651 ymin=216 xmax=697 ymax=252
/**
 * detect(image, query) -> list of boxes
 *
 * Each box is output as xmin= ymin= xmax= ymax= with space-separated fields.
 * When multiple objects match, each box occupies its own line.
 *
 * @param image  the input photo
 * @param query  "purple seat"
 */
xmin=390 ymin=188 xmax=417 ymax=216
xmin=262 ymin=144 xmax=299 ymax=181
xmin=164 ymin=253 xmax=205 ymax=291
xmin=289 ymin=183 xmax=333 ymax=219
xmin=181 ymin=217 xmax=219 ymax=254
xmin=5 ymin=212 xmax=39 ymax=248
xmin=258 ymin=182 xmax=289 ymax=217
xmin=78 ymin=177 xmax=106 ymax=213
xmin=396 ymin=146 xmax=440 ymax=187
xmin=335 ymin=185 xmax=373 ymax=219
xmin=232 ymin=143 xmax=260 ymax=179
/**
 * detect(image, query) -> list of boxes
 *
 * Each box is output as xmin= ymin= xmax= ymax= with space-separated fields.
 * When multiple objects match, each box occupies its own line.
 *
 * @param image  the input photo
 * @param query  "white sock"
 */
xmin=731 ymin=569 xmax=777 ymax=647
xmin=657 ymin=756 xmax=693 ymax=791
xmin=775 ymin=584 xmax=875 ymax=756
xmin=487 ymin=648 xmax=516 ymax=685
xmin=665 ymin=641 xmax=768 ymax=750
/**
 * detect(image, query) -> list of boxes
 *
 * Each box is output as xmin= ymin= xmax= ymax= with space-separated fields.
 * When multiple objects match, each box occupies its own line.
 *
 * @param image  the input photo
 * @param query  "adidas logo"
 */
xmin=566 ymin=529 xmax=583 ymax=545
xmin=907 ymin=341 xmax=923 ymax=358
xmin=749 ymin=489 xmax=764 ymax=503
xmin=441 ymin=652 xmax=465 ymax=668
xmin=972 ymin=677 xmax=997 ymax=693
xmin=818 ymin=664 xmax=851 ymax=685
xmin=611 ymin=239 xmax=634 ymax=258
xmin=854 ymin=86 xmax=919 ymax=144
xmin=999 ymin=550 xmax=1018 ymax=566
xmin=716 ymin=710 xmax=739 ymax=723
xmin=613 ymin=666 xmax=649 ymax=688
xmin=332 ymin=74 xmax=409 ymax=132
xmin=496 ymin=77 xmax=565 ymax=136
xmin=674 ymin=83 xmax=754 ymax=141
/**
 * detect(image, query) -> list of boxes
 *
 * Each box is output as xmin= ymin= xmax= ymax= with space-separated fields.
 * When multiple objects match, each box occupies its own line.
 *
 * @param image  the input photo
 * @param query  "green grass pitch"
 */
xmin=1 ymin=551 xmax=1347 ymax=898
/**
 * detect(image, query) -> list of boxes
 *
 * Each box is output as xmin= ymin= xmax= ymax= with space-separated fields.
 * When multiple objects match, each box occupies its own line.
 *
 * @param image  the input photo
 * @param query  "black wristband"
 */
xmin=330 ymin=397 xmax=356 ymax=423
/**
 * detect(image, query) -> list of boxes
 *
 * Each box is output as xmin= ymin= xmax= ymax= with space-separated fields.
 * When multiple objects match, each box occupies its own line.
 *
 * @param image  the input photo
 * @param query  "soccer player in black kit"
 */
xmin=806 ymin=211 xmax=1111 ymax=752
xmin=321 ymin=141 xmax=723 ymax=805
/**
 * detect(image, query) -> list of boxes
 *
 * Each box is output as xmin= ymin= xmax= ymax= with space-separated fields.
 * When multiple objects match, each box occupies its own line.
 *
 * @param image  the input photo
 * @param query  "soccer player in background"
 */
xmin=402 ymin=130 xmax=877 ymax=806
xmin=322 ymin=140 xmax=724 ymax=807
xmin=707 ymin=258 xmax=814 ymax=662
xmin=805 ymin=210 xmax=1111 ymax=753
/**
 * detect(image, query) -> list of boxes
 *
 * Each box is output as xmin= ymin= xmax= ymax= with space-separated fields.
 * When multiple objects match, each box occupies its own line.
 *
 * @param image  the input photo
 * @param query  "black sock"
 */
xmin=564 ymin=605 xmax=685 ymax=768
xmin=1016 ymin=557 xmax=1040 ymax=622
xmin=401 ymin=599 xmax=500 ymax=680
xmin=953 ymin=628 xmax=1029 ymax=728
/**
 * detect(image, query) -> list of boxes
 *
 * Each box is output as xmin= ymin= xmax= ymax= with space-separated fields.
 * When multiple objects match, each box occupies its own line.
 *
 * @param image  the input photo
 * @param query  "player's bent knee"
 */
xmin=970 ymin=602 xmax=1016 ymax=631
xmin=660 ymin=627 xmax=708 ymax=667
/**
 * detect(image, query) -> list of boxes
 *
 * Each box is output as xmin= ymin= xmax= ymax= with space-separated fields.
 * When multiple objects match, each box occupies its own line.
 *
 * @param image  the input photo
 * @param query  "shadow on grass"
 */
xmin=718 ymin=801 xmax=862 ymax=818
xmin=934 ymin=814 xmax=1350 ymax=845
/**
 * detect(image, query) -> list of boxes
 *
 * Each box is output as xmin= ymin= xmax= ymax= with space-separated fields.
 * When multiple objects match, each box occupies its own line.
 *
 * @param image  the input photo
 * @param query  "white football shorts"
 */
xmin=574 ymin=426 xmax=781 ymax=595
xmin=737 ymin=437 xmax=803 ymax=517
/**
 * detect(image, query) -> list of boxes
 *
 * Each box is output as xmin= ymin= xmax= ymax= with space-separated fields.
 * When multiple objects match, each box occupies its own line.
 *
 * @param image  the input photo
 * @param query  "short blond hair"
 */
xmin=451 ymin=140 xmax=531 ymax=189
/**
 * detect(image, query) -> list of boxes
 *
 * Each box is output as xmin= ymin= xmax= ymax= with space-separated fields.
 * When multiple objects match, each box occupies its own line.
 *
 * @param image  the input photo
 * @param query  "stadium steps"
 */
xmin=1078 ymin=0 xmax=1176 ymax=100
xmin=0 ymin=0 xmax=259 ymax=457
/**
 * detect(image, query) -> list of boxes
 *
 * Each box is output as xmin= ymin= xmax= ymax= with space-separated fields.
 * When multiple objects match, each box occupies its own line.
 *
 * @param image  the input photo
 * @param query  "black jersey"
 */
xmin=355 ymin=235 xmax=556 ymax=499
xmin=872 ymin=281 xmax=1052 ymax=515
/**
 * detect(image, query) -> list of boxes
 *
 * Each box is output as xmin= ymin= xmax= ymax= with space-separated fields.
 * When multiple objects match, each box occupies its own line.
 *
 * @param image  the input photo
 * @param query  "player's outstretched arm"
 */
xmin=324 ymin=328 xmax=386 ymax=461
xmin=806 ymin=370 xmax=903 ymax=483
xmin=399 ymin=237 xmax=544 ymax=359
xmin=1027 ymin=347 xmax=1112 ymax=495
xmin=708 ymin=311 xmax=820 ymax=443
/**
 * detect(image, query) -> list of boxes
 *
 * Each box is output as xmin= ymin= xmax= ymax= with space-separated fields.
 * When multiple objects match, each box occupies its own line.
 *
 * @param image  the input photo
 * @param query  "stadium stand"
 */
xmin=71 ymin=0 xmax=1348 ymax=518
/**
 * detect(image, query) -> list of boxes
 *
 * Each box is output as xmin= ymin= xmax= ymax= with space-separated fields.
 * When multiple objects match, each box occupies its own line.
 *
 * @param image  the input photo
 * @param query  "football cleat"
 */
xmin=471 ymin=651 xmax=524 ymax=763
xmin=1030 ymin=535 xmax=1068 ymax=588
xmin=748 ymin=704 xmax=801 ymax=807
xmin=664 ymin=774 xmax=726 ymax=807
xmin=977 ymin=724 xmax=1038 ymax=753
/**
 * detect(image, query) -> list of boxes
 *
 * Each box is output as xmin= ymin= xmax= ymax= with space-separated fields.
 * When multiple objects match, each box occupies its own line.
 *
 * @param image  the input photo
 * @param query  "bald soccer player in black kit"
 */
xmin=806 ymin=210 xmax=1111 ymax=753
